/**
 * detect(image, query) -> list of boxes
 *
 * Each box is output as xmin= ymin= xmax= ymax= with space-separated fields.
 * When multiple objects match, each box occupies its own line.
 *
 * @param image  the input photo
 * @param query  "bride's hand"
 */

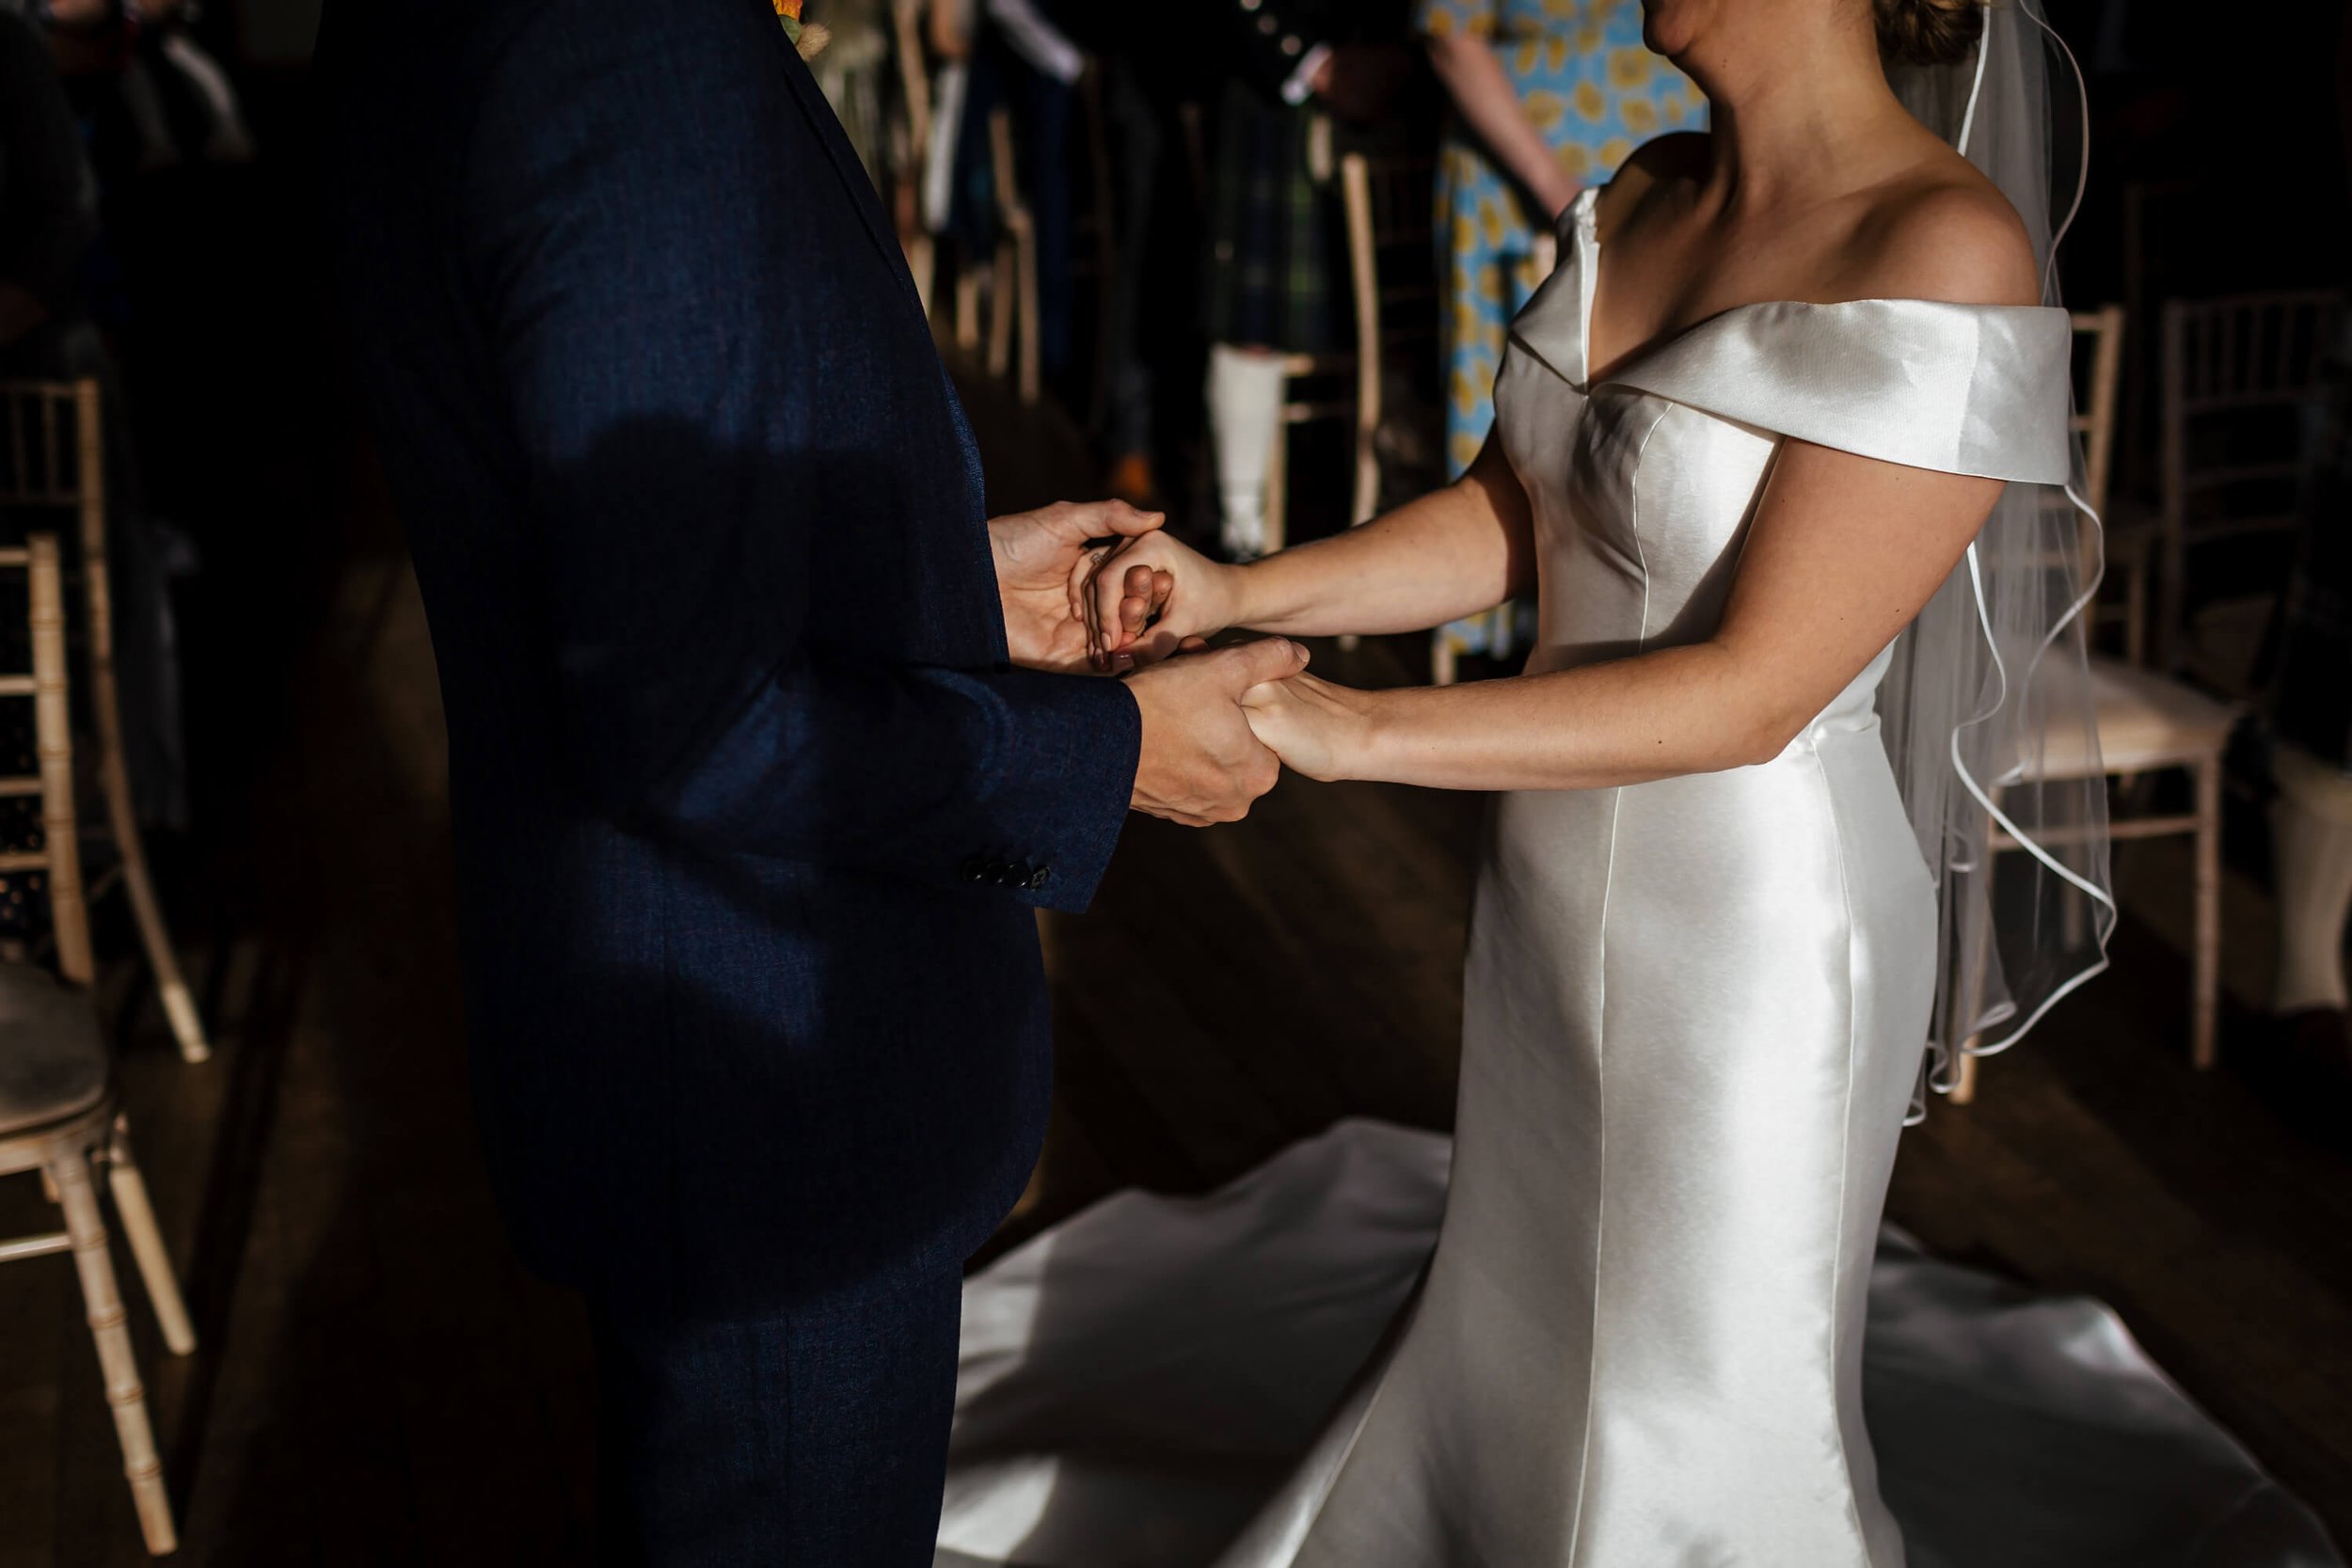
xmin=1239 ymin=673 xmax=1374 ymax=783
xmin=1084 ymin=531 xmax=1248 ymax=671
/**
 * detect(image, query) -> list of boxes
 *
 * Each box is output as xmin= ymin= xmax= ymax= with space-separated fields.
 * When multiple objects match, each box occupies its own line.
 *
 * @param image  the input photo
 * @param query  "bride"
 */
xmin=941 ymin=0 xmax=2339 ymax=1562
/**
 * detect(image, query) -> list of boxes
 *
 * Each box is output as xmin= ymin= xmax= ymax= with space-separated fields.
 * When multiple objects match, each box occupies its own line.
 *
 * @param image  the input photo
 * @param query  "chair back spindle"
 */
xmin=0 ymin=376 xmax=210 ymax=1061
xmin=0 ymin=536 xmax=88 ymax=983
xmin=2155 ymin=290 xmax=2345 ymax=686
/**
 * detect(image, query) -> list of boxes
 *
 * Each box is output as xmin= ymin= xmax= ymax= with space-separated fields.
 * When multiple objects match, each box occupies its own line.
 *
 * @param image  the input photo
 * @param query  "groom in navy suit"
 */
xmin=320 ymin=0 xmax=1306 ymax=1560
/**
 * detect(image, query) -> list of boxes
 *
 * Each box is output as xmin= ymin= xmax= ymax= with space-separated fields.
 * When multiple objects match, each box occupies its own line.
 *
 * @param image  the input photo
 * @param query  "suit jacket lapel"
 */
xmin=770 ymin=23 xmax=921 ymax=311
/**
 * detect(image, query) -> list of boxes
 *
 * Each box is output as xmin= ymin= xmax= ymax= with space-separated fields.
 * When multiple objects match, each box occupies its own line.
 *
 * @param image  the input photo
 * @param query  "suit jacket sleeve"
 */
xmin=459 ymin=3 xmax=1137 ymax=912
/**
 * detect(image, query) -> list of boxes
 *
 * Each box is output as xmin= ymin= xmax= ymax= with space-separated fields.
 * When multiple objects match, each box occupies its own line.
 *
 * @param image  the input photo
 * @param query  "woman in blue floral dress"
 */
xmin=1419 ymin=0 xmax=1702 ymax=670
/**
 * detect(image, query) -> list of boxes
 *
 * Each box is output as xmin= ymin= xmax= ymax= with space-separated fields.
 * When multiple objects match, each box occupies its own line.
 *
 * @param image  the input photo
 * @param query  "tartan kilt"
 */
xmin=1204 ymin=81 xmax=1343 ymax=355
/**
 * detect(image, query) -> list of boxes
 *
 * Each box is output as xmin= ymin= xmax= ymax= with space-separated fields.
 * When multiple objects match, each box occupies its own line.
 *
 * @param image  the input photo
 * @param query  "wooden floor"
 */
xmin=4 ymin=369 xmax=2351 ymax=1563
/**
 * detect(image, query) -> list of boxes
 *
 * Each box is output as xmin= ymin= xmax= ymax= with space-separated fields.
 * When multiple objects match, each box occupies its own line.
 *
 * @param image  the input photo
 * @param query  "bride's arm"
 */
xmin=1248 ymin=175 xmax=2044 ymax=789
xmin=1092 ymin=435 xmax=1536 ymax=659
xmin=1243 ymin=439 xmax=2007 ymax=789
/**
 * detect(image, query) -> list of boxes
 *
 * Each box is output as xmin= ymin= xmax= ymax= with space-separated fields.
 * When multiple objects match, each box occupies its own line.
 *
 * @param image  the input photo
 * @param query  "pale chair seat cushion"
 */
xmin=2029 ymin=655 xmax=2240 ymax=781
xmin=0 ymin=964 xmax=107 ymax=1137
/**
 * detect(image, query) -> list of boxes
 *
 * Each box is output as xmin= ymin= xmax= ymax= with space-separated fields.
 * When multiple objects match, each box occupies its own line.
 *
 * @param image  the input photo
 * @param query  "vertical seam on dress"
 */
xmin=1564 ymin=399 xmax=1670 ymax=1568
xmin=1815 ymin=739 xmax=1876 ymax=1561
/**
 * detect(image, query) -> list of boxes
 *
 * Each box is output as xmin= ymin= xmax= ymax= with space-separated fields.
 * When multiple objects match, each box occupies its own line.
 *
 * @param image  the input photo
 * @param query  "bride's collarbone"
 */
xmin=1583 ymin=223 xmax=1824 ymax=382
xmin=1586 ymin=173 xmax=2022 ymax=377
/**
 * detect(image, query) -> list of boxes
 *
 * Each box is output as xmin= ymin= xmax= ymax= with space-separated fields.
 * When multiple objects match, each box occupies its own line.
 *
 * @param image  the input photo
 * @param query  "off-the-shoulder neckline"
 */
xmin=1567 ymin=184 xmax=2060 ymax=393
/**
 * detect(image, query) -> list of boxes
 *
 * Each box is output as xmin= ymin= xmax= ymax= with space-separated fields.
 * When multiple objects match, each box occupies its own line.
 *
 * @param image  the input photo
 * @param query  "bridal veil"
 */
xmin=1881 ymin=0 xmax=2117 ymax=1108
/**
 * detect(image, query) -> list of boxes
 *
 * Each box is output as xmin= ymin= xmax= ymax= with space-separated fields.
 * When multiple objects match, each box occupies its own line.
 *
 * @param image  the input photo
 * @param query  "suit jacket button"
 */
xmin=1026 ymin=865 xmax=1052 ymax=892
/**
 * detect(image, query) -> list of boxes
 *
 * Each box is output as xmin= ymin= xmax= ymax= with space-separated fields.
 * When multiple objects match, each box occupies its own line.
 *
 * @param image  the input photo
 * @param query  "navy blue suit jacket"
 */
xmin=320 ymin=0 xmax=1139 ymax=1317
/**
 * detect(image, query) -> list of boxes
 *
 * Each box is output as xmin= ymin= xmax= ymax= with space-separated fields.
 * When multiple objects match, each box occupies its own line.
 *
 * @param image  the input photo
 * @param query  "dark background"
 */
xmin=1 ymin=0 xmax=2348 ymax=1561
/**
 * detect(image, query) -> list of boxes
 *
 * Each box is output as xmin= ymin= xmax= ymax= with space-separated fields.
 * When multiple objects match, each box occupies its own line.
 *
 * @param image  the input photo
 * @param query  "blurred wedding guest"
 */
xmin=0 ymin=0 xmax=186 ymax=828
xmin=121 ymin=0 xmax=256 ymax=169
xmin=35 ymin=0 xmax=250 ymax=173
xmin=1205 ymin=0 xmax=1417 ymax=561
xmin=2263 ymin=321 xmax=2352 ymax=1101
xmin=1044 ymin=3 xmax=1202 ymax=508
xmin=926 ymin=0 xmax=1088 ymax=381
xmin=1422 ymin=0 xmax=1701 ymax=665
xmin=807 ymin=0 xmax=890 ymax=186
xmin=2259 ymin=5 xmax=2352 ymax=1102
xmin=1091 ymin=12 xmax=1193 ymax=508
xmin=1 ymin=3 xmax=96 ymax=363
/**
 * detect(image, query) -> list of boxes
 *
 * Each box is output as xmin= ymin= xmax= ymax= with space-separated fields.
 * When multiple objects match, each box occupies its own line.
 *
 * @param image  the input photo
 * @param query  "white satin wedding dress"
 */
xmin=933 ymin=191 xmax=2344 ymax=1567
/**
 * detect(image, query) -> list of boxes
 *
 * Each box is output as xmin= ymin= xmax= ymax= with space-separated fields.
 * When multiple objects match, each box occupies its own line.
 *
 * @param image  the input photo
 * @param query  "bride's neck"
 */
xmin=1676 ymin=22 xmax=1915 ymax=211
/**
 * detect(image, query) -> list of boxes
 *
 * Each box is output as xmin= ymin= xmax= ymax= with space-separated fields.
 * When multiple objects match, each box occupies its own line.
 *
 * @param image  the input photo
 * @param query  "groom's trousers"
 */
xmin=590 ymin=1259 xmax=962 ymax=1567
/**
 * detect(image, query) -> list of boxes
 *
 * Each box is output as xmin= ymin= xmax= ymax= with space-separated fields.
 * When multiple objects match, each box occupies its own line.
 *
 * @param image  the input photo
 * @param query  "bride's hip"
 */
xmin=1481 ymin=734 xmax=1932 ymax=929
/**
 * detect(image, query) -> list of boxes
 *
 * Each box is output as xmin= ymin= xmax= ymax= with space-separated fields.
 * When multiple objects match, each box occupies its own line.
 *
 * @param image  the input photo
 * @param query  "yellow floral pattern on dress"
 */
xmin=1417 ymin=0 xmax=1703 ymax=657
xmin=1415 ymin=0 xmax=1701 ymax=479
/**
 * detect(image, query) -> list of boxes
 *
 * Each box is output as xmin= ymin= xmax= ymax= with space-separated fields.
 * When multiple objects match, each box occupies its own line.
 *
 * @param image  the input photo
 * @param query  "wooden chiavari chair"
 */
xmin=2152 ymin=290 xmax=2345 ymax=693
xmin=2116 ymin=179 xmax=2197 ymax=503
xmin=0 ymin=378 xmax=209 ymax=1065
xmin=1263 ymin=150 xmax=1438 ymax=556
xmin=890 ymin=0 xmax=939 ymax=317
xmin=1070 ymin=64 xmax=1120 ymax=434
xmin=985 ymin=106 xmax=1042 ymax=406
xmin=0 ymin=532 xmax=195 ymax=1557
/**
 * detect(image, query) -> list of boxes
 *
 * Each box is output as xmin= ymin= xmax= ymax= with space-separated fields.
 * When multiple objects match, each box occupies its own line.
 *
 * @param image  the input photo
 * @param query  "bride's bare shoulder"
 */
xmin=1845 ymin=161 xmax=2042 ymax=309
xmin=1594 ymin=132 xmax=1709 ymax=235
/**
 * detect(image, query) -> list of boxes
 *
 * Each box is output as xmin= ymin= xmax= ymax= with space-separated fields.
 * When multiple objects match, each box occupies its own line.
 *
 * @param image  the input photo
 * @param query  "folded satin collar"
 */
xmin=1509 ymin=194 xmax=2075 ymax=486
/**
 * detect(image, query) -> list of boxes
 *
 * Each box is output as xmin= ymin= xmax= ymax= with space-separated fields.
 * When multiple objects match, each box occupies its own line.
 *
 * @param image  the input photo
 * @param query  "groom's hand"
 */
xmin=1126 ymin=639 xmax=1310 ymax=826
xmin=989 ymin=499 xmax=1168 ymax=674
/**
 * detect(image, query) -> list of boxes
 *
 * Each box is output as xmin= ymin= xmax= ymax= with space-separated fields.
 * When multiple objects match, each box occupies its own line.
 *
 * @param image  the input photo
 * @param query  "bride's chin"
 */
xmin=1636 ymin=0 xmax=1700 ymax=60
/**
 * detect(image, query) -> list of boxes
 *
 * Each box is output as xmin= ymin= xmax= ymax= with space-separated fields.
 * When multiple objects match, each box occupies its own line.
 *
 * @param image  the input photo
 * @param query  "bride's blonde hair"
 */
xmin=1875 ymin=0 xmax=1984 ymax=64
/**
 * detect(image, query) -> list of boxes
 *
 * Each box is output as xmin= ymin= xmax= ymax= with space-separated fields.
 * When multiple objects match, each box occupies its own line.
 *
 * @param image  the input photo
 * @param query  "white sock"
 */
xmin=1208 ymin=344 xmax=1284 ymax=558
xmin=2272 ymin=745 xmax=2352 ymax=1014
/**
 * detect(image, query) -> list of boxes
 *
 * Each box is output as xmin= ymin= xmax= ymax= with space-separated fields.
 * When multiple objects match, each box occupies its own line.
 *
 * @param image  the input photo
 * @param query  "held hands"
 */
xmin=1239 ymin=672 xmax=1373 ymax=784
xmin=1081 ymin=530 xmax=1246 ymax=672
xmin=1126 ymin=638 xmax=1310 ymax=825
xmin=1072 ymin=531 xmax=1372 ymax=801
xmin=1004 ymin=511 xmax=1359 ymax=816
xmin=989 ymin=499 xmax=1171 ymax=674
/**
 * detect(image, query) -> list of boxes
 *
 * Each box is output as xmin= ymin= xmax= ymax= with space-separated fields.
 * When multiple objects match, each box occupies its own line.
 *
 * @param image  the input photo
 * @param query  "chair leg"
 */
xmin=99 ymin=756 xmax=208 ymax=1064
xmin=123 ymin=873 xmax=208 ymax=1067
xmin=106 ymin=1118 xmax=196 ymax=1356
xmin=1262 ymin=420 xmax=1288 ymax=557
xmin=988 ymin=244 xmax=1015 ymax=379
xmin=2193 ymin=753 xmax=2223 ymax=1069
xmin=1950 ymin=1042 xmax=1980 ymax=1105
xmin=52 ymin=1149 xmax=178 ymax=1556
xmin=1947 ymin=812 xmax=2002 ymax=1108
xmin=955 ymin=269 xmax=982 ymax=353
xmin=906 ymin=232 xmax=936 ymax=323
xmin=1014 ymin=220 xmax=1041 ymax=407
